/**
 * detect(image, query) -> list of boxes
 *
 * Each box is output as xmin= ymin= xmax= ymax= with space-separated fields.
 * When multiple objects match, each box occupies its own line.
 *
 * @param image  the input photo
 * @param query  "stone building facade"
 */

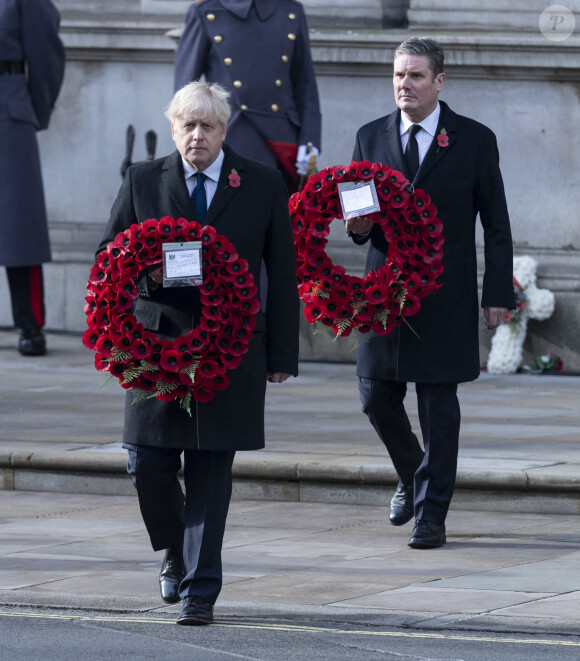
xmin=3 ymin=0 xmax=578 ymax=369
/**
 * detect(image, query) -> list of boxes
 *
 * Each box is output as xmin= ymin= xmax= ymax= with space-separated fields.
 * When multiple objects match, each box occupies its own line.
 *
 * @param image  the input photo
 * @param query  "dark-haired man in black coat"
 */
xmin=346 ymin=38 xmax=515 ymax=549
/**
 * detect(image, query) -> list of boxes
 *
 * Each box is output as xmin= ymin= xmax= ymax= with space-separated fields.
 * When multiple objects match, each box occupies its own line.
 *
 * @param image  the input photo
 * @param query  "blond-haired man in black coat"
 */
xmin=98 ymin=81 xmax=299 ymax=624
xmin=347 ymin=38 xmax=515 ymax=550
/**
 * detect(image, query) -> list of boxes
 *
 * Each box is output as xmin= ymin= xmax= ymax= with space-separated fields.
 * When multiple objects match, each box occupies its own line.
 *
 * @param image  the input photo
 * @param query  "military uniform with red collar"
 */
xmin=174 ymin=0 xmax=321 ymax=189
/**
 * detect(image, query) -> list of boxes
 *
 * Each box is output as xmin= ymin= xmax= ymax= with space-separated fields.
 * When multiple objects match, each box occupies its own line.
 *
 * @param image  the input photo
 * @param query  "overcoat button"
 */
xmin=271 ymin=104 xmax=279 ymax=112
xmin=206 ymin=13 xmax=216 ymax=21
xmin=233 ymin=80 xmax=242 ymax=88
xmin=214 ymin=35 xmax=223 ymax=43
xmin=224 ymin=57 xmax=232 ymax=66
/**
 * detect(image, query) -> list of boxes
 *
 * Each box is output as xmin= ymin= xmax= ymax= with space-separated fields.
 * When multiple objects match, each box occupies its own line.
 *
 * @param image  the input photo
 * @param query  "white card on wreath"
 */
xmin=337 ymin=181 xmax=380 ymax=220
xmin=162 ymin=241 xmax=203 ymax=286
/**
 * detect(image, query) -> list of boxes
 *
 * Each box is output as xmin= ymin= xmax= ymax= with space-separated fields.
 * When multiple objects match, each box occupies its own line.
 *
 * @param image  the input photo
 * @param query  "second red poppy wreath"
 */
xmin=290 ymin=160 xmax=444 ymax=337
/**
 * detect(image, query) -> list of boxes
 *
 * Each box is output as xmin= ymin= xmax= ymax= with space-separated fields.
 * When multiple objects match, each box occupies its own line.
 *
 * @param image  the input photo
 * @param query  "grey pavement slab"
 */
xmin=1 ymin=490 xmax=580 ymax=632
xmin=0 ymin=329 xmax=579 ymax=510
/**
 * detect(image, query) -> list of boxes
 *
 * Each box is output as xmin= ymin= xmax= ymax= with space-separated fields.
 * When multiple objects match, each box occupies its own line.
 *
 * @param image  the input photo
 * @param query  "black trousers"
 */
xmin=359 ymin=378 xmax=461 ymax=525
xmin=125 ymin=445 xmax=235 ymax=605
xmin=6 ymin=265 xmax=45 ymax=330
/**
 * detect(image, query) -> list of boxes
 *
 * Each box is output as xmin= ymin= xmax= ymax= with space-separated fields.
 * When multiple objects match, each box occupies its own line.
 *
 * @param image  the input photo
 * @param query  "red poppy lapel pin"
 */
xmin=436 ymin=128 xmax=449 ymax=152
xmin=228 ymin=168 xmax=241 ymax=188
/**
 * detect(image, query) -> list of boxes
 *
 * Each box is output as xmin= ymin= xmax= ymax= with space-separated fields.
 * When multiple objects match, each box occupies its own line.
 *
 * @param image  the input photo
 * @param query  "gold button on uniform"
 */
xmin=289 ymin=13 xmax=296 ymax=20
xmin=281 ymin=55 xmax=289 ymax=63
xmin=206 ymin=13 xmax=215 ymax=21
xmin=271 ymin=104 xmax=279 ymax=112
xmin=213 ymin=35 xmax=223 ymax=43
xmin=288 ymin=33 xmax=296 ymax=41
xmin=233 ymin=80 xmax=242 ymax=88
xmin=275 ymin=79 xmax=282 ymax=87
xmin=224 ymin=57 xmax=232 ymax=66
xmin=241 ymin=104 xmax=248 ymax=110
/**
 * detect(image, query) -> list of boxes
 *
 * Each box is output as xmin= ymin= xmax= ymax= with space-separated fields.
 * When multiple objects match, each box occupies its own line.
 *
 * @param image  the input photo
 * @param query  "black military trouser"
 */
xmin=6 ymin=265 xmax=45 ymax=330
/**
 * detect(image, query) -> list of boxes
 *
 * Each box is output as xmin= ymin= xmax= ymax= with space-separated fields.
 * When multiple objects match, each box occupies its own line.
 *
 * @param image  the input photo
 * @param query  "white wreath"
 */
xmin=486 ymin=256 xmax=555 ymax=375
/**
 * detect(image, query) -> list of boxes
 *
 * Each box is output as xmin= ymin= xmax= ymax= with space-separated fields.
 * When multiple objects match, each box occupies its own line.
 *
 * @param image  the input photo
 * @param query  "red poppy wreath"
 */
xmin=290 ymin=160 xmax=444 ymax=338
xmin=83 ymin=217 xmax=259 ymax=412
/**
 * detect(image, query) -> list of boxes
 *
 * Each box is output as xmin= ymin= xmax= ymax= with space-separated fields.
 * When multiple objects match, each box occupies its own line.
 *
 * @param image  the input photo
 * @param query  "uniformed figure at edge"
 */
xmin=174 ymin=0 xmax=321 ymax=192
xmin=0 ymin=0 xmax=65 ymax=355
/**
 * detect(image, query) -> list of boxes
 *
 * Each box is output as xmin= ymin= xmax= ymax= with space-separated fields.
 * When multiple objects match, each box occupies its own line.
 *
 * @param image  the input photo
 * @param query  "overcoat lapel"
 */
xmin=204 ymin=144 xmax=246 ymax=225
xmin=161 ymin=151 xmax=194 ymax=219
xmin=414 ymin=101 xmax=457 ymax=185
xmin=381 ymin=110 xmax=409 ymax=178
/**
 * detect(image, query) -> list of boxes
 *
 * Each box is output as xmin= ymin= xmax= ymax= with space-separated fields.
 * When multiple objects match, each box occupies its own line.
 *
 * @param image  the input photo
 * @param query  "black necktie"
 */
xmin=404 ymin=124 xmax=421 ymax=181
xmin=191 ymin=172 xmax=207 ymax=222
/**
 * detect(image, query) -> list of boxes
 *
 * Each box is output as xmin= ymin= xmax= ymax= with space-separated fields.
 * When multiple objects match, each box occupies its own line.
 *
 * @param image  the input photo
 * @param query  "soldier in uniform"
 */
xmin=0 ymin=0 xmax=65 ymax=356
xmin=174 ymin=0 xmax=321 ymax=192
xmin=0 ymin=0 xmax=65 ymax=355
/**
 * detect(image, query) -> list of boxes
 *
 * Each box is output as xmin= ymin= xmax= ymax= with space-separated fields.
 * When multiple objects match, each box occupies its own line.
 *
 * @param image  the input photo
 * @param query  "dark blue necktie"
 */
xmin=191 ymin=172 xmax=207 ymax=222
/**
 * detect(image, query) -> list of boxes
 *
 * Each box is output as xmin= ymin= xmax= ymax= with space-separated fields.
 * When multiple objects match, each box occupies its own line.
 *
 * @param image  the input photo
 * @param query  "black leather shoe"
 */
xmin=159 ymin=545 xmax=185 ymax=604
xmin=18 ymin=328 xmax=46 ymax=356
xmin=389 ymin=481 xmax=414 ymax=526
xmin=408 ymin=520 xmax=446 ymax=549
xmin=176 ymin=596 xmax=214 ymax=626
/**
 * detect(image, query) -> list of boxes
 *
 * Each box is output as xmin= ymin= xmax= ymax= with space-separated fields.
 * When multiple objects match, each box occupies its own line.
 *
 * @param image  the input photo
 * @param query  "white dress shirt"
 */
xmin=400 ymin=103 xmax=441 ymax=166
xmin=181 ymin=149 xmax=225 ymax=207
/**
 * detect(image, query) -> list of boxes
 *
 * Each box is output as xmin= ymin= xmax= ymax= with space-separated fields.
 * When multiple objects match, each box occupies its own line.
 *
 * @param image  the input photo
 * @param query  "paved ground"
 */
xmin=0 ymin=329 xmax=579 ymax=635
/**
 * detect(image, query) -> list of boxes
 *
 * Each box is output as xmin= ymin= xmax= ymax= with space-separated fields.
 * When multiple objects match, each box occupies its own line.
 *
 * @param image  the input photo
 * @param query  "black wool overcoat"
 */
xmin=97 ymin=144 xmax=299 ymax=451
xmin=352 ymin=101 xmax=516 ymax=384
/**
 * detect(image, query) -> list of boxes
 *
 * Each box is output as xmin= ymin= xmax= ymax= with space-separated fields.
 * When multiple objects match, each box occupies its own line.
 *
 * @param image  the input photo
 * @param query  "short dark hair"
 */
xmin=394 ymin=37 xmax=445 ymax=78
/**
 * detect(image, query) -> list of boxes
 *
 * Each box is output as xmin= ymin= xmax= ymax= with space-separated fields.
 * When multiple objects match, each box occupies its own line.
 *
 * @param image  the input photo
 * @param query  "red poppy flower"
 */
xmin=304 ymin=303 xmax=324 ymax=324
xmin=355 ymin=160 xmax=374 ymax=179
xmin=228 ymin=172 xmax=241 ymax=188
xmin=184 ymin=220 xmax=202 ymax=240
xmin=437 ymin=133 xmax=449 ymax=148
xmin=94 ymin=353 xmax=110 ymax=372
xmin=209 ymin=374 xmax=230 ymax=391
xmin=329 ymin=165 xmax=347 ymax=180
xmin=88 ymin=263 xmax=108 ymax=286
xmin=425 ymin=217 xmax=443 ymax=236
xmin=115 ymin=277 xmax=138 ymax=300
xmin=365 ymin=285 xmax=390 ymax=304
xmin=289 ymin=192 xmax=301 ymax=215
xmin=200 ymin=225 xmax=217 ymax=244
xmin=139 ymin=218 xmax=159 ymax=236
xmin=308 ymin=219 xmax=331 ymax=239
xmin=197 ymin=359 xmax=220 ymax=380
xmin=129 ymin=338 xmax=151 ymax=359
xmin=82 ymin=329 xmax=101 ymax=351
xmin=159 ymin=349 xmax=182 ymax=372
xmin=412 ymin=189 xmax=431 ymax=209
xmin=156 ymin=387 xmax=179 ymax=402
xmin=400 ymin=291 xmax=421 ymax=316
xmin=194 ymin=386 xmax=216 ymax=403
xmin=108 ymin=361 xmax=127 ymax=379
